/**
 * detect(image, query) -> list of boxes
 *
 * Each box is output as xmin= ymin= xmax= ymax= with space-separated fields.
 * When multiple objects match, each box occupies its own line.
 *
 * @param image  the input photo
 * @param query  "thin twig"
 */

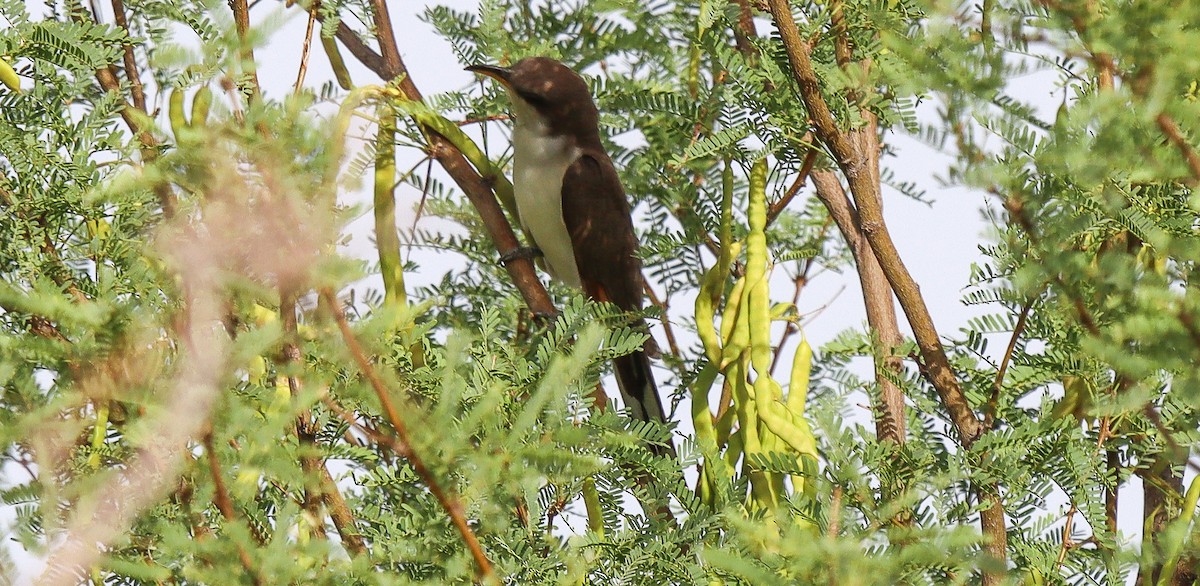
xmin=319 ymin=289 xmax=495 ymax=581
xmin=765 ymin=148 xmax=819 ymax=226
xmin=1155 ymin=113 xmax=1200 ymax=187
xmin=228 ymin=0 xmax=261 ymax=95
xmin=983 ymin=299 xmax=1034 ymax=429
xmin=643 ymin=282 xmax=682 ymax=359
xmin=768 ymin=275 xmax=806 ymax=376
xmin=293 ymin=3 xmax=318 ymax=93
xmin=109 ymin=0 xmax=145 ymax=111
xmin=458 ymin=114 xmax=511 ymax=126
xmin=1054 ymin=503 xmax=1078 ymax=569
xmin=202 ymin=433 xmax=267 ymax=586
xmin=87 ymin=36 xmax=176 ymax=215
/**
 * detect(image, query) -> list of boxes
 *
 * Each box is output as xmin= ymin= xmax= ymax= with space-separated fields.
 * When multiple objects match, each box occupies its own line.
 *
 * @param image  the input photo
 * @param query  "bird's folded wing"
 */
xmin=560 ymin=151 xmax=645 ymax=312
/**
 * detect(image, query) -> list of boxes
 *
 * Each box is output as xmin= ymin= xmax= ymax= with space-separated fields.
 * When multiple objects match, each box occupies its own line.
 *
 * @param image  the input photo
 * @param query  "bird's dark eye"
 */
xmin=516 ymin=89 xmax=548 ymax=107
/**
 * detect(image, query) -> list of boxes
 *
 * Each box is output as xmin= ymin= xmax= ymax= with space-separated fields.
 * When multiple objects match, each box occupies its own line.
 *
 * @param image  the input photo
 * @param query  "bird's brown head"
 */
xmin=466 ymin=57 xmax=600 ymax=139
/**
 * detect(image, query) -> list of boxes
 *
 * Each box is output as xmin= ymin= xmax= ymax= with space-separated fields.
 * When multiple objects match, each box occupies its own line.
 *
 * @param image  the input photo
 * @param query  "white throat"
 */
xmin=510 ymin=96 xmax=583 ymax=287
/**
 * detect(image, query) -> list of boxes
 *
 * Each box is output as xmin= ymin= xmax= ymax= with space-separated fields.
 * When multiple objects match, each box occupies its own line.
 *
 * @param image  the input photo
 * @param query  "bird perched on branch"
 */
xmin=467 ymin=57 xmax=672 ymax=454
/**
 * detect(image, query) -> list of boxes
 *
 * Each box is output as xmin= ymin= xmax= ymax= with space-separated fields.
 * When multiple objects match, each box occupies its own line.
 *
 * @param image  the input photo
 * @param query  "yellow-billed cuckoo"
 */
xmin=467 ymin=57 xmax=671 ymax=449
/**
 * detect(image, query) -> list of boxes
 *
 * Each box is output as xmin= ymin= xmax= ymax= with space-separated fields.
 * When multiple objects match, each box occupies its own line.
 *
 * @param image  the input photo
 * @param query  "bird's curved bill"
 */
xmin=465 ymin=64 xmax=513 ymax=87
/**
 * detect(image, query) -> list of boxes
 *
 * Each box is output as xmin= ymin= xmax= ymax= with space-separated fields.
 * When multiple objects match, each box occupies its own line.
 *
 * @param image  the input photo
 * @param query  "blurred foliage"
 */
xmin=0 ymin=0 xmax=1198 ymax=584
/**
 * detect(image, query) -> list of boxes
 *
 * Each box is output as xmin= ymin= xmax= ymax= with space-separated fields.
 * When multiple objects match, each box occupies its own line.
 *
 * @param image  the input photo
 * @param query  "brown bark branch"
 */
xmin=1138 ymin=454 xmax=1186 ymax=585
xmin=983 ymin=299 xmax=1033 ymax=430
xmin=1155 ymin=113 xmax=1200 ymax=187
xmin=109 ymin=0 xmax=145 ymax=112
xmin=325 ymin=17 xmax=555 ymax=316
xmin=810 ymin=171 xmax=905 ymax=444
xmin=767 ymin=0 xmax=1000 ymax=569
xmin=765 ymin=147 xmax=818 ymax=226
xmin=729 ymin=0 xmax=760 ymax=57
xmin=202 ymin=433 xmax=267 ymax=586
xmin=320 ymin=289 xmax=495 ymax=581
xmin=280 ymin=290 xmax=328 ymax=542
xmin=830 ymin=0 xmax=853 ymax=68
xmin=766 ymin=0 xmax=980 ymax=447
xmin=88 ymin=31 xmax=176 ymax=216
xmin=228 ymin=0 xmax=261 ymax=95
xmin=293 ymin=3 xmax=318 ymax=92
xmin=367 ymin=0 xmax=403 ymax=73
xmin=1054 ymin=502 xmax=1078 ymax=570
xmin=319 ymin=467 xmax=368 ymax=555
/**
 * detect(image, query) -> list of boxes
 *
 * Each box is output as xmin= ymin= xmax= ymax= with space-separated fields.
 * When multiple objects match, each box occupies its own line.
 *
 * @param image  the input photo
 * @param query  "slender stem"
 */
xmin=1155 ymin=113 xmax=1200 ymax=186
xmin=90 ymin=43 xmax=175 ymax=216
xmin=319 ymin=289 xmax=495 ymax=581
xmin=1054 ymin=503 xmax=1078 ymax=569
xmin=280 ymin=290 xmax=329 ymax=541
xmin=769 ymin=274 xmax=808 ymax=377
xmin=643 ymin=282 xmax=682 ymax=358
xmin=293 ymin=3 xmax=318 ymax=93
xmin=319 ymin=16 xmax=555 ymax=316
xmin=203 ymin=434 xmax=267 ymax=586
xmin=765 ymin=148 xmax=819 ymax=226
xmin=983 ymin=299 xmax=1033 ymax=429
xmin=109 ymin=0 xmax=145 ymax=111
xmin=228 ymin=0 xmax=261 ymax=95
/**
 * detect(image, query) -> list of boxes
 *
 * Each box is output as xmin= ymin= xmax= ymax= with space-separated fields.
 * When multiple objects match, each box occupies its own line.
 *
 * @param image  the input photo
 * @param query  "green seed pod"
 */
xmin=190 ymin=86 xmax=212 ymax=128
xmin=322 ymin=35 xmax=353 ymax=90
xmin=0 ymin=58 xmax=20 ymax=93
xmin=168 ymin=87 xmax=187 ymax=139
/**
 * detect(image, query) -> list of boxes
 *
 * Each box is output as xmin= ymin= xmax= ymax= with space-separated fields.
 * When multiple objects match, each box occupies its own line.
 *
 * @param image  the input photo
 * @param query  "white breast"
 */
xmin=510 ymin=98 xmax=582 ymax=288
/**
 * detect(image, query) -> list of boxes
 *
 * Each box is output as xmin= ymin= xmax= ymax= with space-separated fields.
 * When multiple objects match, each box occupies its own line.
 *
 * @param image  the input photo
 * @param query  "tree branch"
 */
xmin=983 ymin=299 xmax=1033 ymax=430
xmin=228 ymin=0 xmax=261 ymax=95
xmin=325 ymin=16 xmax=555 ymax=316
xmin=766 ymin=0 xmax=1001 ymax=568
xmin=810 ymin=171 xmax=906 ymax=445
xmin=765 ymin=0 xmax=981 ymax=447
xmin=109 ymin=0 xmax=145 ymax=112
xmin=202 ymin=433 xmax=267 ymax=586
xmin=320 ymin=289 xmax=494 ymax=581
xmin=280 ymin=290 xmax=328 ymax=542
xmin=89 ymin=32 xmax=176 ymax=216
xmin=1155 ymin=113 xmax=1200 ymax=187
xmin=765 ymin=147 xmax=818 ymax=226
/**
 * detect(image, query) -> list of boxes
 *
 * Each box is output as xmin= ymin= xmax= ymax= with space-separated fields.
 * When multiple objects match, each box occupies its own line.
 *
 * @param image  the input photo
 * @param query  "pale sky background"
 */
xmin=4 ymin=0 xmax=1189 ymax=583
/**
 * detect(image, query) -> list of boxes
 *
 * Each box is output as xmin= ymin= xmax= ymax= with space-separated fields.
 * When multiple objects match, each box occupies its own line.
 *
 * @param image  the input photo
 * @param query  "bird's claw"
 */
xmin=499 ymin=246 xmax=543 ymax=266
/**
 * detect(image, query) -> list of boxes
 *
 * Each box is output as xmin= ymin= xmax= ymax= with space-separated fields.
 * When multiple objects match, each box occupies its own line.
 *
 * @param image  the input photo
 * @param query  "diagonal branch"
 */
xmin=228 ymin=0 xmax=261 ymax=95
xmin=109 ymin=0 xmax=145 ymax=112
xmin=203 ymin=433 xmax=268 ymax=586
xmin=1155 ymin=113 xmax=1200 ymax=187
xmin=319 ymin=289 xmax=494 ymax=581
xmin=326 ymin=16 xmax=555 ymax=316
xmin=765 ymin=1 xmax=1002 ymax=573
xmin=765 ymin=0 xmax=981 ymax=446
xmin=810 ymin=171 xmax=906 ymax=445
xmin=983 ymin=299 xmax=1034 ymax=430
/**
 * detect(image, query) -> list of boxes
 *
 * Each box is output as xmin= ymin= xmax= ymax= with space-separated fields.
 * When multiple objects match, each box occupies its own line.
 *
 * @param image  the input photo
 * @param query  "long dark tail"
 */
xmin=613 ymin=349 xmax=674 ymax=456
